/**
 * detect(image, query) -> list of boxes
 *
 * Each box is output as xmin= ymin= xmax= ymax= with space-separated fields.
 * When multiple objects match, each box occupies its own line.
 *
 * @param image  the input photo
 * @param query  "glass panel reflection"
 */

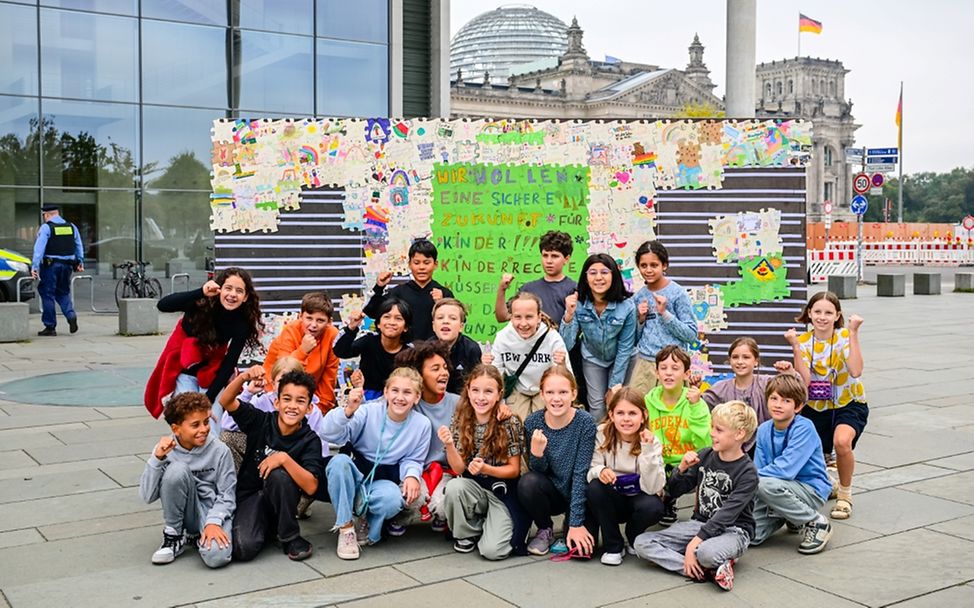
xmin=0 ymin=96 xmax=41 ymax=186
xmin=142 ymin=0 xmax=227 ymax=26
xmin=142 ymin=20 xmax=227 ymax=108
xmin=238 ymin=31 xmax=313 ymax=115
xmin=240 ymin=0 xmax=313 ymax=35
xmin=41 ymin=98 xmax=139 ymax=188
xmin=316 ymin=38 xmax=387 ymax=117
xmin=40 ymin=8 xmax=138 ymax=102
xmin=142 ymin=106 xmax=223 ymax=190
xmin=0 ymin=3 xmax=39 ymax=96
xmin=317 ymin=0 xmax=388 ymax=43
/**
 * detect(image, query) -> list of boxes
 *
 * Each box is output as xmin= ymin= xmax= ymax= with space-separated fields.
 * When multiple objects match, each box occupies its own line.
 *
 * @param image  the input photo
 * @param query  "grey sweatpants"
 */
xmin=750 ymin=476 xmax=826 ymax=545
xmin=160 ymin=461 xmax=232 ymax=568
xmin=633 ymin=520 xmax=748 ymax=574
xmin=444 ymin=477 xmax=514 ymax=561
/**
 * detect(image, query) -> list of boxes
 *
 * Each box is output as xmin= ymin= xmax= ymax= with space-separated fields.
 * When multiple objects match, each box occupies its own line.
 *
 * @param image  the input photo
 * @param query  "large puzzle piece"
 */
xmin=687 ymin=284 xmax=729 ymax=333
xmin=719 ymin=254 xmax=791 ymax=307
xmin=709 ymin=208 xmax=783 ymax=263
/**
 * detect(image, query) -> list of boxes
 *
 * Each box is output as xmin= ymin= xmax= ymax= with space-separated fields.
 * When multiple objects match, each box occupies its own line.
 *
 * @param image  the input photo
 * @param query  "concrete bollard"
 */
xmin=0 ymin=302 xmax=30 ymax=342
xmin=955 ymin=272 xmax=974 ymax=292
xmin=877 ymin=274 xmax=905 ymax=297
xmin=913 ymin=272 xmax=942 ymax=295
xmin=828 ymin=275 xmax=857 ymax=299
xmin=118 ymin=299 xmax=159 ymax=335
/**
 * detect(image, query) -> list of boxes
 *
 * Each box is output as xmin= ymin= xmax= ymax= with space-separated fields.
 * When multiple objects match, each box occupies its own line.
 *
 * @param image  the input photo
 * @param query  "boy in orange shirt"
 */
xmin=263 ymin=292 xmax=339 ymax=411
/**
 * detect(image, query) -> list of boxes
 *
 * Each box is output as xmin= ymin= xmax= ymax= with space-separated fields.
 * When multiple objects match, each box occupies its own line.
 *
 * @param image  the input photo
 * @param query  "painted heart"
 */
xmin=692 ymin=302 xmax=709 ymax=319
xmin=615 ymin=171 xmax=631 ymax=184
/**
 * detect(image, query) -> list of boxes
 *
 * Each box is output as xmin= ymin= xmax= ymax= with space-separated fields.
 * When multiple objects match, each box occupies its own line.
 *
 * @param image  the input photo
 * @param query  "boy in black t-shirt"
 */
xmin=363 ymin=239 xmax=453 ymax=341
xmin=219 ymin=367 xmax=326 ymax=561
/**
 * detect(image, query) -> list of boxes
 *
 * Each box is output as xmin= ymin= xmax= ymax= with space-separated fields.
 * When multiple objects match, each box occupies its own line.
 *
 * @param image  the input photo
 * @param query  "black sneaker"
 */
xmin=798 ymin=520 xmax=833 ymax=554
xmin=284 ymin=535 xmax=314 ymax=561
xmin=68 ymin=317 xmax=79 ymax=334
xmin=660 ymin=500 xmax=678 ymax=526
xmin=151 ymin=531 xmax=186 ymax=564
xmin=453 ymin=538 xmax=477 ymax=553
xmin=37 ymin=327 xmax=56 ymax=337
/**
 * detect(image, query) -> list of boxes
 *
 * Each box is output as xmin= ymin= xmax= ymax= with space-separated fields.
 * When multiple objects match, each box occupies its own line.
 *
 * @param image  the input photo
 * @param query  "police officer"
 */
xmin=31 ymin=204 xmax=84 ymax=336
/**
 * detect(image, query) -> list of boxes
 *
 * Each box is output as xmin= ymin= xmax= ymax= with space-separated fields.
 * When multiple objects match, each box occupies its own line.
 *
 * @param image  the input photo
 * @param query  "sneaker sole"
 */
xmin=526 ymin=546 xmax=550 ymax=556
xmin=797 ymin=530 xmax=833 ymax=555
xmin=151 ymin=546 xmax=185 ymax=565
xmin=287 ymin=546 xmax=314 ymax=561
xmin=337 ymin=549 xmax=360 ymax=560
xmin=454 ymin=544 xmax=477 ymax=554
xmin=386 ymin=528 xmax=406 ymax=537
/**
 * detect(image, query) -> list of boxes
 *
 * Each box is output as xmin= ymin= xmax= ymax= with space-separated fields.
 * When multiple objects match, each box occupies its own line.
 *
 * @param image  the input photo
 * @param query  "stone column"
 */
xmin=725 ymin=0 xmax=756 ymax=118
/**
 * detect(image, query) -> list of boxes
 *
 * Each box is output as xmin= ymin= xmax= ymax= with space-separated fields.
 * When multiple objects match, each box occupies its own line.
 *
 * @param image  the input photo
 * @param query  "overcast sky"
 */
xmin=451 ymin=0 xmax=973 ymax=176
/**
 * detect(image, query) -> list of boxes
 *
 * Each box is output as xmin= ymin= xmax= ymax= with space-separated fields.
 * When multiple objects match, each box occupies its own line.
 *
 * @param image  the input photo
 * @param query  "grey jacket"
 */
xmin=139 ymin=434 xmax=237 ymax=527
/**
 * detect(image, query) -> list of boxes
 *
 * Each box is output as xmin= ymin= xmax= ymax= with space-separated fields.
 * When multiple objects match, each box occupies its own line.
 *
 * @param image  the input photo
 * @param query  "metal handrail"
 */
xmin=170 ymin=273 xmax=190 ymax=294
xmin=16 ymin=276 xmax=34 ymax=302
xmin=70 ymin=275 xmax=117 ymax=314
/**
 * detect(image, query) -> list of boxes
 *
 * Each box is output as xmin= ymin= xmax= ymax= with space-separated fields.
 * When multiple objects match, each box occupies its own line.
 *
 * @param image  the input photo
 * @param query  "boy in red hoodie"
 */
xmin=263 ymin=292 xmax=339 ymax=411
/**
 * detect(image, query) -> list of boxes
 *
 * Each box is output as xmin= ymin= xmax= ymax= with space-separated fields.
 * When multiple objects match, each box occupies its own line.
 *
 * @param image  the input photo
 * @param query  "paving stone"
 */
xmin=765 ymin=529 xmax=974 ymax=607
xmin=196 ymin=566 xmax=418 ymax=608
xmin=927 ymin=451 xmax=974 ymax=471
xmin=0 ymin=450 xmax=35 ymax=471
xmin=0 ymin=528 xmax=44 ymax=549
xmin=887 ymin=583 xmax=974 ymax=608
xmin=856 ymin=463 xmax=956 ymax=491
xmin=900 ymin=470 xmax=974 ymax=506
xmin=919 ymin=395 xmax=972 ymax=408
xmin=604 ymin=568 xmax=861 ymax=608
xmin=51 ymin=418 xmax=167 ymax=445
xmin=394 ymin=552 xmax=538 ymax=584
xmin=2 ymin=548 xmax=320 ymax=608
xmin=743 ymin=520 xmax=881 ymax=568
xmin=0 ymin=408 xmax=107 ymax=431
xmin=0 ymin=487 xmax=155 ymax=532
xmin=835 ymin=487 xmax=974 ymax=536
xmin=856 ymin=429 xmax=974 ymax=468
xmin=301 ymin=526 xmax=454 ymax=577
xmin=25 ymin=436 xmax=155 ymax=465
xmin=465 ymin=556 xmax=686 ymax=608
xmin=97 ymin=458 xmax=148 ymax=487
xmin=39 ymin=510 xmax=161 ymax=541
xmin=0 ymin=469 xmax=119 ymax=504
xmin=0 ymin=454 xmax=146 ymax=481
xmin=93 ymin=406 xmax=152 ymax=419
xmin=0 ymin=429 xmax=66 ymax=452
xmin=338 ymin=579 xmax=515 ymax=608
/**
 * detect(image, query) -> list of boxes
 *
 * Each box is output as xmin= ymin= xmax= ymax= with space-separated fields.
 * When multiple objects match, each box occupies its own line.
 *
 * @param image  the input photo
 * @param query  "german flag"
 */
xmin=799 ymin=14 xmax=822 ymax=34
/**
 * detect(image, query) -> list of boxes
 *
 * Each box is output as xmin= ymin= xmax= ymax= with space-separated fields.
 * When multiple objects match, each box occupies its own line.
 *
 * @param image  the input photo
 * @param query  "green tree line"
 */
xmin=864 ymin=167 xmax=974 ymax=223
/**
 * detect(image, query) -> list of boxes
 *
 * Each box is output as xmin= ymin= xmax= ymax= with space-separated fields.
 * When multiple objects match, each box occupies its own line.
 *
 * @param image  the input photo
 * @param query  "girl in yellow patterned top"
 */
xmin=785 ymin=291 xmax=867 ymax=521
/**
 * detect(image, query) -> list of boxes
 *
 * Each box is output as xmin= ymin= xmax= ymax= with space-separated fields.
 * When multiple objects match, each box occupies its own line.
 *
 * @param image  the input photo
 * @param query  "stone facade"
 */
xmin=756 ymin=57 xmax=860 ymax=221
xmin=449 ymin=13 xmax=860 ymax=220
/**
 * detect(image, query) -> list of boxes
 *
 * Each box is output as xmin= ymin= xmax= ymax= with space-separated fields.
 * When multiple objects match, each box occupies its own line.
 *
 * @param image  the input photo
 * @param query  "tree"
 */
xmin=865 ymin=167 xmax=974 ymax=223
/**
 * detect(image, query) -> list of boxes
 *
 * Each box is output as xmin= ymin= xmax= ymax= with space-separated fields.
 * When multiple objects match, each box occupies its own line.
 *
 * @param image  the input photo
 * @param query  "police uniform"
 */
xmin=31 ymin=204 xmax=83 ymax=336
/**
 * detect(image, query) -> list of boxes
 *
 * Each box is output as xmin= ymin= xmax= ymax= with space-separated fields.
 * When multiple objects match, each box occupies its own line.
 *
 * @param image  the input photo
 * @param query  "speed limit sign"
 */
xmin=852 ymin=173 xmax=870 ymax=195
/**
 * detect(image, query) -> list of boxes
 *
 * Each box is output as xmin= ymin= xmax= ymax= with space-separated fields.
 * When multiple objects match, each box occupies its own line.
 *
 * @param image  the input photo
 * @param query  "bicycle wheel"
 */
xmin=145 ymin=278 xmax=163 ymax=300
xmin=114 ymin=279 xmax=127 ymax=306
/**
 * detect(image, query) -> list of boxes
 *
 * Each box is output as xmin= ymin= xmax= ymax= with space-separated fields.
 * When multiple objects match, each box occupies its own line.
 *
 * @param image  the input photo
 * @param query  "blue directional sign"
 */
xmin=866 ymin=147 xmax=898 ymax=156
xmin=865 ymin=155 xmax=898 ymax=164
xmin=851 ymin=195 xmax=869 ymax=215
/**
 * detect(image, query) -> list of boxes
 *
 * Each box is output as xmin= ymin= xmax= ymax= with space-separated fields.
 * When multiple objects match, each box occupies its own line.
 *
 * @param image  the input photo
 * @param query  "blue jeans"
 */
xmin=38 ymin=261 xmax=76 ymax=329
xmin=326 ymin=454 xmax=404 ymax=544
xmin=581 ymin=359 xmax=611 ymax=422
xmin=174 ymin=373 xmax=221 ymax=435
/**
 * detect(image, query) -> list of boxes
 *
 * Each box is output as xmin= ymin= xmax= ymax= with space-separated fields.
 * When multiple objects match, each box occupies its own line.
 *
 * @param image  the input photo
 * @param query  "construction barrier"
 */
xmin=806 ymin=240 xmax=974 ymax=283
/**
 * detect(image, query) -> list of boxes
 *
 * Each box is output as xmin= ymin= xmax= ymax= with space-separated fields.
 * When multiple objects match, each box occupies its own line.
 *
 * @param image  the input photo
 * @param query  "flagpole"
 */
xmin=797 ymin=12 xmax=801 ymax=58
xmin=897 ymin=81 xmax=904 ymax=223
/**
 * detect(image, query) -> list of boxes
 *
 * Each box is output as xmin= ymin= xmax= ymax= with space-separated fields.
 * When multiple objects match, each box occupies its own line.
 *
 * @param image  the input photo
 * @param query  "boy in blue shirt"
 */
xmin=750 ymin=374 xmax=833 ymax=554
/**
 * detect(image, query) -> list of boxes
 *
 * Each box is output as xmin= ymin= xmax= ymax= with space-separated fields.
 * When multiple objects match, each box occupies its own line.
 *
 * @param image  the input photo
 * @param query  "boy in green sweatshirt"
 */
xmin=643 ymin=345 xmax=712 ymax=524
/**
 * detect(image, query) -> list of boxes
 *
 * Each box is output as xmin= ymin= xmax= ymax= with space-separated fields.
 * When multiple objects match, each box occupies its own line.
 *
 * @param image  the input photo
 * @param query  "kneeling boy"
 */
xmin=634 ymin=400 xmax=758 ymax=592
xmin=750 ymin=374 xmax=833 ymax=553
xmin=219 ymin=367 xmax=326 ymax=561
xmin=139 ymin=392 xmax=236 ymax=567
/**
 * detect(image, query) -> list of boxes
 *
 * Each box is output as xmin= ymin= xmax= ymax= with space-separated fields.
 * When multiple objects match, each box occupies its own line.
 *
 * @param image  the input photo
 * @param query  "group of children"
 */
xmin=140 ymin=231 xmax=868 ymax=592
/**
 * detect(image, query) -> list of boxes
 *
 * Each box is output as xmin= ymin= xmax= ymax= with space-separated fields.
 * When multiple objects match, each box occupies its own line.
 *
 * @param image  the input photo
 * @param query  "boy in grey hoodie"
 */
xmin=140 ymin=392 xmax=236 ymax=567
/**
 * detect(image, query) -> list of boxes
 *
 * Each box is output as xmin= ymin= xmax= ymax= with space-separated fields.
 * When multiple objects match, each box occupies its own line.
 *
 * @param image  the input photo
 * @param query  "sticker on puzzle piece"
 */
xmin=687 ymin=284 xmax=728 ymax=333
xmin=339 ymin=293 xmax=365 ymax=325
xmin=719 ymin=254 xmax=790 ymax=307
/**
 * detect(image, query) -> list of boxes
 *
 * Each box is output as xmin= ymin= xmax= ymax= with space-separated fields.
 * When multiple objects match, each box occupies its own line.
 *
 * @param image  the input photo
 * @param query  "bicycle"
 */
xmin=114 ymin=260 xmax=163 ymax=305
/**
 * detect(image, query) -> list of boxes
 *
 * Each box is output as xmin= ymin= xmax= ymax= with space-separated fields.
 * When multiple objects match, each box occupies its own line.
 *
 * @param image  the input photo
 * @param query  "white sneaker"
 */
xmin=151 ymin=531 xmax=186 ymax=565
xmin=600 ymin=551 xmax=624 ymax=566
xmin=336 ymin=527 xmax=360 ymax=560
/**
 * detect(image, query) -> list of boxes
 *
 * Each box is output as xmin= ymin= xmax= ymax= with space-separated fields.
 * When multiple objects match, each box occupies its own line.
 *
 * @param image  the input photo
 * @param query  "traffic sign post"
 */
xmin=871 ymin=173 xmax=886 ymax=188
xmin=850 ymin=195 xmax=869 ymax=282
xmin=851 ymin=195 xmax=868 ymax=216
xmin=852 ymin=173 xmax=870 ymax=195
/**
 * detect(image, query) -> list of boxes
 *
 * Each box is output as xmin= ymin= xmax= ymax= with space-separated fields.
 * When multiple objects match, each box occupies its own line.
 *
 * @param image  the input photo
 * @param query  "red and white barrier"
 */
xmin=807 ymin=240 xmax=974 ymax=282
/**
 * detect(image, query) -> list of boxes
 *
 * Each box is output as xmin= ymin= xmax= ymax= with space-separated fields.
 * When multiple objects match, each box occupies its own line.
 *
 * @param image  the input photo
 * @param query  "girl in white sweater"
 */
xmin=484 ymin=292 xmax=572 ymax=422
xmin=585 ymin=387 xmax=666 ymax=566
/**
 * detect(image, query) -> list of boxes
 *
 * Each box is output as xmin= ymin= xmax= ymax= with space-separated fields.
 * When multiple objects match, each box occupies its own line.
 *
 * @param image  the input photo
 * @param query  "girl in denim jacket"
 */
xmin=559 ymin=254 xmax=636 ymax=421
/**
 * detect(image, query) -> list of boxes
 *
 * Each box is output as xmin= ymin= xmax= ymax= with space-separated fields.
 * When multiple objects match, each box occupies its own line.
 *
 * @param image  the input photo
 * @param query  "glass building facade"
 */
xmin=0 ymin=0 xmax=397 ymax=303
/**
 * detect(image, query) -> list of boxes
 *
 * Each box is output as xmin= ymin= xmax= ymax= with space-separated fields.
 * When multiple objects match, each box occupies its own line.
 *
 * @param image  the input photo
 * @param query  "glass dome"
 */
xmin=451 ymin=4 xmax=568 ymax=84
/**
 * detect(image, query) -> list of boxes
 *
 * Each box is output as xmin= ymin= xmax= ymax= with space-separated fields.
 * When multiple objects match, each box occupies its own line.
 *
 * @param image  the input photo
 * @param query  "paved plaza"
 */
xmin=1 ymin=285 xmax=973 ymax=607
